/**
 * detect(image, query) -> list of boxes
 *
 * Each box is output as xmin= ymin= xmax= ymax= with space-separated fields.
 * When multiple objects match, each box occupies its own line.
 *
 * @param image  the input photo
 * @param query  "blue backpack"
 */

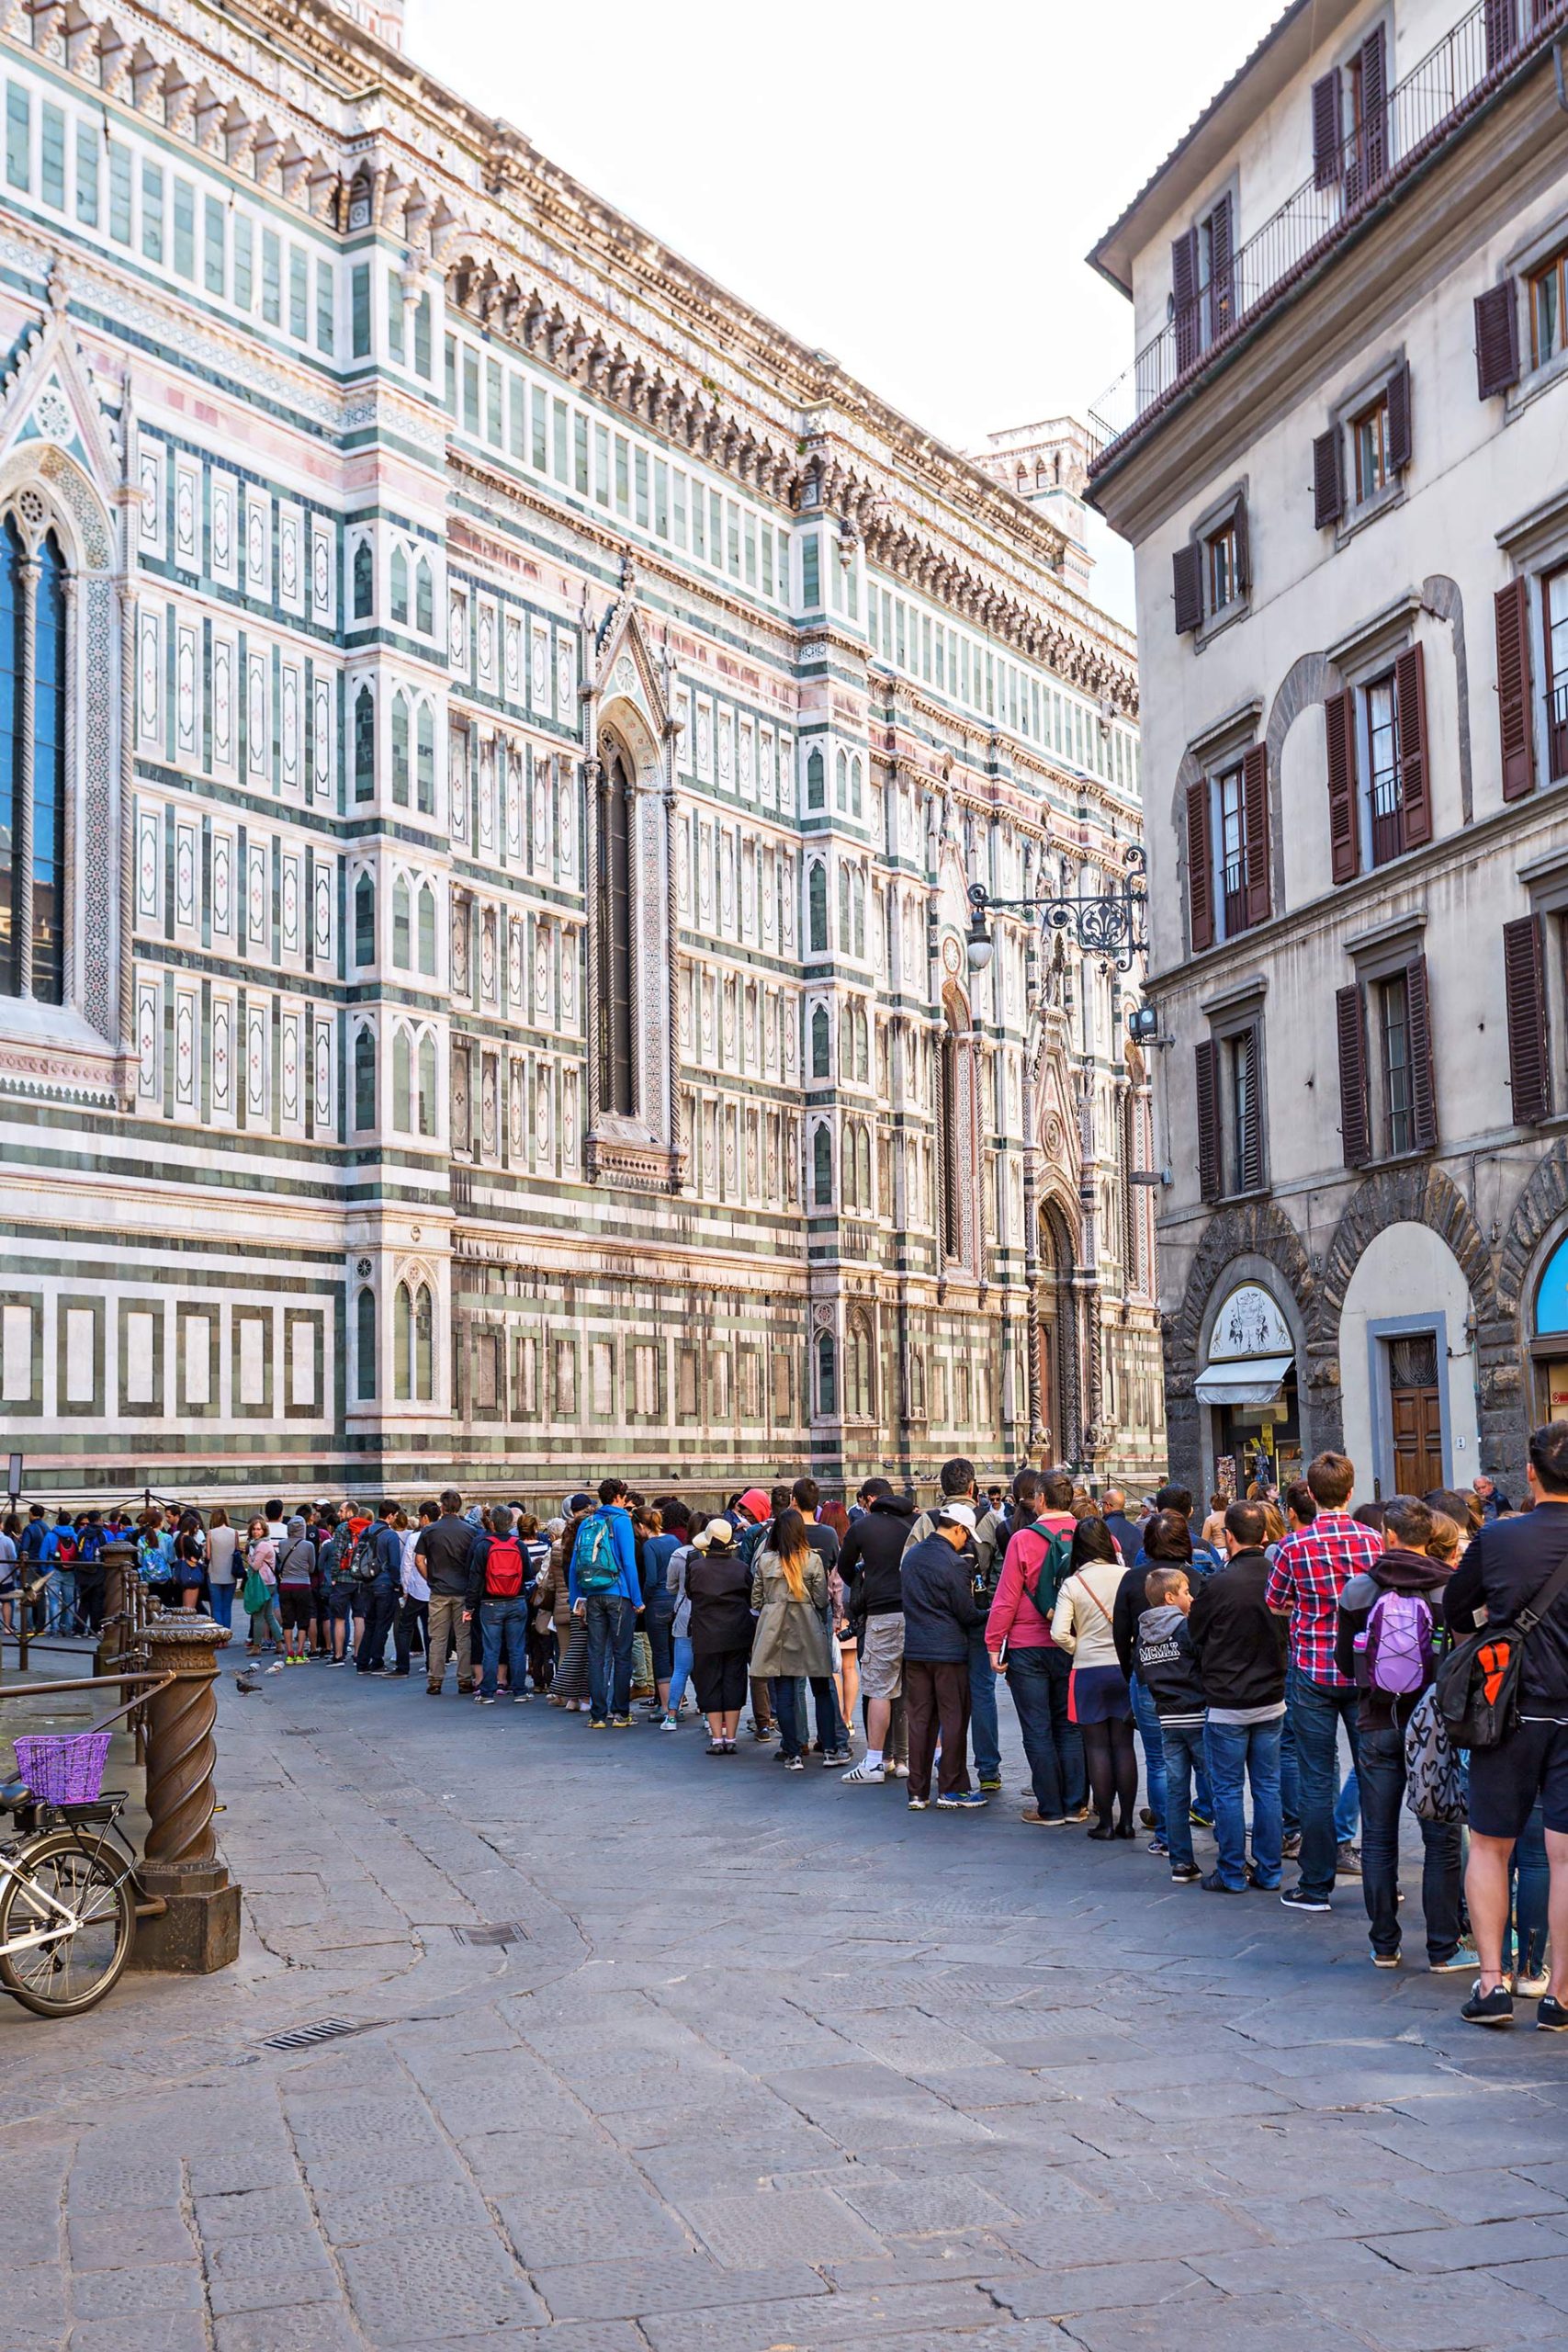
xmin=575 ymin=1513 xmax=622 ymax=1595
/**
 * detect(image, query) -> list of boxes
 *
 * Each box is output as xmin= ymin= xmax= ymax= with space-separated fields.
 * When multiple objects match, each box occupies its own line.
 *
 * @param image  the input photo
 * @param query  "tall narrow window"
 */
xmin=0 ymin=522 xmax=69 ymax=1003
xmin=394 ymin=1282 xmax=412 ymax=1398
xmin=939 ymin=1027 xmax=961 ymax=1259
xmin=353 ymin=684 xmax=374 ymax=801
xmin=807 ymin=863 xmax=827 ymax=952
xmin=389 ymin=547 xmax=409 ymax=625
xmin=414 ymin=1283 xmax=434 ymax=1400
xmin=391 ymin=693 xmax=410 ymax=808
xmin=1366 ymin=673 xmax=1401 ymax=866
xmin=1380 ymin=973 xmax=1413 ymax=1156
xmin=355 ymin=1286 xmax=377 ymax=1400
xmin=417 ymin=882 xmax=436 ymax=977
xmin=807 ymin=747 xmax=824 ymax=808
xmin=352 ymin=540 xmax=372 ymax=619
xmin=415 ymin=556 xmax=434 ymax=635
xmin=416 ymin=705 xmax=434 ymax=814
xmin=813 ymin=1123 xmax=832 ymax=1206
xmin=811 ymin=1004 xmax=829 ymax=1078
xmin=817 ymin=1329 xmax=836 ymax=1416
xmin=1217 ymin=763 xmax=1246 ymax=937
xmin=0 ymin=516 xmax=20 ymax=989
xmin=31 ymin=532 xmax=66 ymax=1006
xmin=392 ymin=875 xmax=411 ymax=967
xmin=1545 ymin=566 xmax=1568 ymax=784
xmin=392 ymin=1027 xmax=412 ymax=1131
xmin=417 ymin=1034 xmax=436 ymax=1137
xmin=354 ymin=1026 xmax=376 ymax=1128
xmin=354 ymin=871 xmax=375 ymax=967
xmin=597 ymin=747 xmax=635 ymax=1116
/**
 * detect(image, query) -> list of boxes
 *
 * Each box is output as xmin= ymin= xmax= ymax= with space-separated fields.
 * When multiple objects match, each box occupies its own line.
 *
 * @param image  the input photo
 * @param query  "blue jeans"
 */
xmin=668 ymin=1634 xmax=694 ymax=1714
xmin=1204 ymin=1716 xmax=1283 ymax=1889
xmin=1335 ymin=1764 xmax=1361 ymax=1845
xmin=1130 ymin=1674 xmax=1168 ymax=1842
xmin=1159 ymin=1724 xmax=1207 ymax=1871
xmin=1290 ymin=1670 xmax=1361 ymax=1900
xmin=1005 ymin=1645 xmax=1086 ymax=1818
xmin=586 ymin=1593 xmax=635 ymax=1719
xmin=1357 ymin=1722 xmax=1461 ymax=1962
xmin=968 ymin=1626 xmax=1000 ymax=1782
xmin=774 ymin=1676 xmax=838 ymax=1759
xmin=479 ymin=1597 xmax=528 ymax=1699
xmin=1510 ymin=1800 xmax=1550 ymax=1976
xmin=46 ymin=1569 xmax=74 ymax=1631
xmin=209 ymin=1584 xmax=234 ymax=1631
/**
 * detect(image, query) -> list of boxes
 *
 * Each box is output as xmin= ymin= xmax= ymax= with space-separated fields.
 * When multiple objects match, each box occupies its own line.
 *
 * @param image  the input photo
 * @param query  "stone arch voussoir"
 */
xmin=1172 ymin=1199 xmax=1314 ymax=1368
xmin=1317 ymin=1165 xmax=1496 ymax=1337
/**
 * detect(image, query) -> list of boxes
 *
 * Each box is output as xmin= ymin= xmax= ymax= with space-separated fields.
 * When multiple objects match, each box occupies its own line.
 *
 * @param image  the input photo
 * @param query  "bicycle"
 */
xmin=0 ymin=1770 xmax=138 ymax=2018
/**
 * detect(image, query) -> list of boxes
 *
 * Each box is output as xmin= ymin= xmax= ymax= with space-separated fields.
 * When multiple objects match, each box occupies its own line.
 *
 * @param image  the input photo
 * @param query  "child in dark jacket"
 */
xmin=1135 ymin=1568 xmax=1206 ymax=1882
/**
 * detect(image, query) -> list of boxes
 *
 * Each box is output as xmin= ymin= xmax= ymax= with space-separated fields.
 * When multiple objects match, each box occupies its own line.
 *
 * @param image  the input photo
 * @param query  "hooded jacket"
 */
xmin=1187 ymin=1547 xmax=1288 ymax=1716
xmin=840 ymin=1494 xmax=918 ymax=1619
xmin=1134 ymin=1603 xmax=1205 ymax=1724
xmin=1335 ymin=1545 xmax=1452 ymax=1732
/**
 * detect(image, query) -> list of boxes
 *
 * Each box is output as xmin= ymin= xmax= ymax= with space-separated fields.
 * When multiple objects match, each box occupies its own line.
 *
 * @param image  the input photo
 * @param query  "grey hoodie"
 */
xmin=1133 ymin=1602 xmax=1206 ymax=1726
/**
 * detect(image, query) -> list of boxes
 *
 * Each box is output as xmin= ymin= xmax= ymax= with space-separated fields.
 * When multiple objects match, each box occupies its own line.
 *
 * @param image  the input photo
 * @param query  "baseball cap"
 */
xmin=936 ymin=1501 xmax=977 ymax=1533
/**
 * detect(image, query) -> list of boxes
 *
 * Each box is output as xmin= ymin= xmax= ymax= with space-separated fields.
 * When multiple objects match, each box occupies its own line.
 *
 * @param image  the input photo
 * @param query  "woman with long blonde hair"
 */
xmin=750 ymin=1508 xmax=834 ymax=1770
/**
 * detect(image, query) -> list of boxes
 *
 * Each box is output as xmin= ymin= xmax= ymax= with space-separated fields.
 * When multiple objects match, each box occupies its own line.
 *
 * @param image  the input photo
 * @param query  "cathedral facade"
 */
xmin=0 ymin=0 xmax=1160 ymax=1504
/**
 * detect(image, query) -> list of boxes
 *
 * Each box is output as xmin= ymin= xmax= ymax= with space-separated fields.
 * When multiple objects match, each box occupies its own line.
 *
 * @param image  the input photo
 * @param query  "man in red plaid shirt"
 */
xmin=1265 ymin=1451 xmax=1382 ymax=1914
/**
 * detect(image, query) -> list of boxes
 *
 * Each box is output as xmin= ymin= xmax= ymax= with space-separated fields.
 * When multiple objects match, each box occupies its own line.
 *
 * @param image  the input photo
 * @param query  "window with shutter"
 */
xmin=1529 ymin=247 xmax=1568 ymax=371
xmin=1348 ymin=25 xmax=1388 ymax=199
xmin=1325 ymin=688 xmax=1359 ymax=884
xmin=1313 ymin=428 xmax=1344 ymax=530
xmin=1395 ymin=643 xmax=1431 ymax=847
xmin=1504 ymin=914 xmax=1551 ymax=1125
xmin=1242 ymin=745 xmax=1270 ymax=927
xmin=1474 ymin=281 xmax=1521 ymax=399
xmin=1337 ymin=984 xmax=1371 ymax=1168
xmin=1195 ymin=1040 xmax=1221 ymax=1203
xmin=1544 ymin=566 xmax=1568 ymax=784
xmin=1312 ymin=69 xmax=1342 ymax=188
xmin=1172 ymin=229 xmax=1201 ymax=372
xmin=1230 ymin=1024 xmax=1264 ymax=1194
xmin=1232 ymin=498 xmax=1250 ymax=594
xmin=1386 ymin=363 xmax=1413 ymax=473
xmin=1404 ymin=954 xmax=1438 ymax=1151
xmin=1173 ymin=542 xmax=1203 ymax=636
xmin=1207 ymin=192 xmax=1234 ymax=340
xmin=1495 ymin=578 xmax=1536 ymax=801
xmin=1186 ymin=776 xmax=1214 ymax=952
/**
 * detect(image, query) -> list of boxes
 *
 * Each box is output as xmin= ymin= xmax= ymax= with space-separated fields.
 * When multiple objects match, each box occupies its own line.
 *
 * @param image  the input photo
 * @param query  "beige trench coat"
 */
xmin=749 ymin=1549 xmax=832 ymax=1679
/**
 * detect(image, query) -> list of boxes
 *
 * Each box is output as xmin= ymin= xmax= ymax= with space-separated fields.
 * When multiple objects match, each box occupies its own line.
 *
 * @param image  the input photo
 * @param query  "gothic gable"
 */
xmin=0 ymin=264 xmax=122 ymax=538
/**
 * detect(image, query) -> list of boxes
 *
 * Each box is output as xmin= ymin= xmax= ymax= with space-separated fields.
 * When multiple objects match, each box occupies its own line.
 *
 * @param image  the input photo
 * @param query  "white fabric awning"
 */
xmin=1193 ymin=1353 xmax=1293 ymax=1408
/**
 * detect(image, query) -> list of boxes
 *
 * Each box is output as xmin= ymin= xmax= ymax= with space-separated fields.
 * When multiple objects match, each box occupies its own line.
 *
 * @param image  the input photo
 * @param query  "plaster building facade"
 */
xmin=0 ymin=0 xmax=1160 ymax=1502
xmin=1089 ymin=0 xmax=1568 ymax=1500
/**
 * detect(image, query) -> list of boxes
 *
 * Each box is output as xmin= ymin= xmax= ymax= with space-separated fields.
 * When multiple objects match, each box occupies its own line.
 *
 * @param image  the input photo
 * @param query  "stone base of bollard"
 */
xmin=131 ymin=1857 xmax=242 ymax=1973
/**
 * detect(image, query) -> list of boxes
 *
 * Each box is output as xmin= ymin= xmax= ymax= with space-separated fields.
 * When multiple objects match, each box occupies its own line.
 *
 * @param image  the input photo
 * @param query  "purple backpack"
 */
xmin=1359 ymin=1589 xmax=1434 ymax=1696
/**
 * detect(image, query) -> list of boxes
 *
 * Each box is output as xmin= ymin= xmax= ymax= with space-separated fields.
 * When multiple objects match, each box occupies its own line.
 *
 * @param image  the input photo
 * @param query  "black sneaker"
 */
xmin=1280 ymin=1830 xmax=1303 ymax=1858
xmin=1280 ymin=1886 xmax=1332 ymax=1915
xmin=1537 ymin=1995 xmax=1568 ymax=2032
xmin=1170 ymin=1862 xmax=1201 ymax=1883
xmin=1201 ymin=1871 xmax=1244 ymax=1893
xmin=1460 ymin=1981 xmax=1515 ymax=2028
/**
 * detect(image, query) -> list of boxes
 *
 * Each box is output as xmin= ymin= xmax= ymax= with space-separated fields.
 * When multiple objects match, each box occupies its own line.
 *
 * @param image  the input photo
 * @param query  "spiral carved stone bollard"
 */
xmin=132 ymin=1610 xmax=242 ymax=1973
xmin=95 ymin=1539 xmax=135 ymax=1679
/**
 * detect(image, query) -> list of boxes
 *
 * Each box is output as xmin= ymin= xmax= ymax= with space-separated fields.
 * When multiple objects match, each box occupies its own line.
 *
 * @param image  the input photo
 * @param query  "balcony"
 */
xmin=1089 ymin=0 xmax=1566 ymax=469
xmin=1550 ymin=682 xmax=1568 ymax=784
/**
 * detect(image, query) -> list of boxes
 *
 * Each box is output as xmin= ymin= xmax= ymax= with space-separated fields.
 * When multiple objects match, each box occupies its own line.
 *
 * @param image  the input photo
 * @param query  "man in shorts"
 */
xmin=1446 ymin=1421 xmax=1568 ymax=2030
xmin=838 ymin=1487 xmax=918 ymax=1784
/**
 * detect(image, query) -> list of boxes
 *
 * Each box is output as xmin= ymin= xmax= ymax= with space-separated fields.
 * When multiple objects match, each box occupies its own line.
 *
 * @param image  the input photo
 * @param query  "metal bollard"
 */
xmin=130 ymin=1611 xmax=241 ymax=1973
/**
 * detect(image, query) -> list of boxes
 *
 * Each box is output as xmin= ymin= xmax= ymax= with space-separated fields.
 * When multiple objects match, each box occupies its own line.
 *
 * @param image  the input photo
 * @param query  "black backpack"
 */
xmin=349 ymin=1525 xmax=382 ymax=1584
xmin=1436 ymin=1549 xmax=1568 ymax=1750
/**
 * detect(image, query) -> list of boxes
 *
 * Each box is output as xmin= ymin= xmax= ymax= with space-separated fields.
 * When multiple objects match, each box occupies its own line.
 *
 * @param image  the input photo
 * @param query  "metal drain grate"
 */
xmin=261 ymin=2017 xmax=371 ymax=2052
xmin=282 ymin=1726 xmax=322 ymax=1736
xmin=450 ymin=1921 xmax=529 ymax=1947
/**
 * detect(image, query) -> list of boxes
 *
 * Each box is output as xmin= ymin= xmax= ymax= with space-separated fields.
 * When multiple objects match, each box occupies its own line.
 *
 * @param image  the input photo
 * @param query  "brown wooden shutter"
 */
xmin=1495 ymin=577 xmax=1537 ymax=801
xmin=1325 ymin=688 xmax=1360 ymax=884
xmin=1313 ymin=428 xmax=1343 ymax=529
xmin=1504 ymin=913 xmax=1551 ymax=1125
xmin=1360 ymin=28 xmax=1388 ymax=186
xmin=1208 ymin=193 xmax=1234 ymax=337
xmin=1172 ymin=228 xmax=1201 ymax=371
xmin=1386 ymin=361 xmax=1413 ymax=472
xmin=1173 ymin=541 xmax=1203 ymax=636
xmin=1337 ymin=984 xmax=1371 ymax=1169
xmin=1242 ymin=744 xmax=1270 ymax=928
xmin=1405 ymin=954 xmax=1438 ymax=1151
xmin=1312 ymin=70 xmax=1342 ymax=187
xmin=1238 ymin=1025 xmax=1264 ymax=1194
xmin=1187 ymin=776 xmax=1214 ymax=952
xmin=1484 ymin=0 xmax=1518 ymax=69
xmin=1475 ymin=282 xmax=1521 ymax=399
xmin=1195 ymin=1040 xmax=1222 ymax=1203
xmin=1396 ymin=643 xmax=1431 ymax=847
xmin=1233 ymin=496 xmax=1251 ymax=594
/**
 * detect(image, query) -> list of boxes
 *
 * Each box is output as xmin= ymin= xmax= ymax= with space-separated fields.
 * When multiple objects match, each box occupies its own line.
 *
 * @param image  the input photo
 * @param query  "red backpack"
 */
xmin=486 ymin=1538 xmax=525 ymax=1599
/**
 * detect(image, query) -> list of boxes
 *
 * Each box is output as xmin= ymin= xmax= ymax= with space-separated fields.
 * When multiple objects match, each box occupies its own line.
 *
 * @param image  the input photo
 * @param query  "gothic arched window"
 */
xmin=355 ymin=1285 xmax=377 ymax=1399
xmin=835 ymin=747 xmax=848 ymax=810
xmin=816 ymin=1329 xmax=836 ymax=1417
xmin=413 ymin=1282 xmax=434 ymax=1399
xmin=352 ymin=538 xmax=373 ymax=619
xmin=353 ymin=684 xmax=375 ymax=801
xmin=391 ymin=875 xmax=411 ymax=967
xmin=596 ymin=744 xmax=635 ymax=1116
xmin=415 ymin=555 xmax=434 ymax=634
xmin=812 ymin=1122 xmax=832 ymax=1206
xmin=392 ymin=1025 xmax=412 ymax=1130
xmin=846 ymin=1310 xmax=873 ymax=1418
xmin=811 ymin=1004 xmax=829 ymax=1079
xmin=851 ymin=754 xmax=863 ymax=819
xmin=807 ymin=747 xmax=824 ymax=809
xmin=417 ymin=1032 xmax=437 ymax=1136
xmin=354 ymin=871 xmax=375 ymax=967
xmin=353 ymin=1025 xmax=376 ymax=1129
xmin=416 ymin=703 xmax=434 ymax=813
xmin=856 ymin=1120 xmax=872 ymax=1205
xmin=391 ymin=691 xmax=410 ymax=807
xmin=808 ymin=862 xmax=827 ymax=953
xmin=389 ymin=545 xmax=409 ymax=625
xmin=0 ymin=520 xmax=69 ymax=1004
xmin=417 ymin=881 xmax=436 ymax=977
xmin=394 ymin=1281 xmax=412 ymax=1398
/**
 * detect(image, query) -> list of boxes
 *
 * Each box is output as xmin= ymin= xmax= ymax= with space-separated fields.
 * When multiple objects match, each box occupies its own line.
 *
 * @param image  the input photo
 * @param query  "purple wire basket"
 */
xmin=12 ymin=1732 xmax=111 ymax=1805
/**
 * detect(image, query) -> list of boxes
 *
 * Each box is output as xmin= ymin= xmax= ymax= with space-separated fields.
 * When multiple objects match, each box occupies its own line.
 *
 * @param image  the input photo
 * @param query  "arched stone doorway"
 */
xmin=1037 ymin=1195 xmax=1079 ymax=1465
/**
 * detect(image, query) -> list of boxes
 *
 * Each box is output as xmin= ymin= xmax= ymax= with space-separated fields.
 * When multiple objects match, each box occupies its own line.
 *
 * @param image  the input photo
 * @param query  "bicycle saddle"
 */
xmin=0 ymin=1778 xmax=31 ymax=1809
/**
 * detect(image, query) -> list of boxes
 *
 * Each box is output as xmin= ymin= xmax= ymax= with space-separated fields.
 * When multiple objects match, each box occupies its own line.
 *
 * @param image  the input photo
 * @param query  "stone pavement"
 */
xmin=6 ymin=1668 xmax=1568 ymax=2352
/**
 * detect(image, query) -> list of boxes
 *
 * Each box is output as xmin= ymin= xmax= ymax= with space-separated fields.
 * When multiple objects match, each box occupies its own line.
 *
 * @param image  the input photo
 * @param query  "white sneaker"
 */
xmin=840 ymin=1758 xmax=886 ymax=1784
xmin=1515 ymin=1965 xmax=1551 ymax=1997
xmin=891 ymin=1762 xmax=910 ymax=1780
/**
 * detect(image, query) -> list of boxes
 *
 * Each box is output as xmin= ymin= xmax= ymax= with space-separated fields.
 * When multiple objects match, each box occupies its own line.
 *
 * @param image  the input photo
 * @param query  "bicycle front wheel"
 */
xmin=0 ymin=1829 xmax=136 ymax=2017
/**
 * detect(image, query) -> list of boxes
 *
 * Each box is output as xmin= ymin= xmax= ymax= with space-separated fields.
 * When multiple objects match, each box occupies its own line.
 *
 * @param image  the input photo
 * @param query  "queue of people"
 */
xmin=7 ymin=1443 xmax=1564 ymax=2030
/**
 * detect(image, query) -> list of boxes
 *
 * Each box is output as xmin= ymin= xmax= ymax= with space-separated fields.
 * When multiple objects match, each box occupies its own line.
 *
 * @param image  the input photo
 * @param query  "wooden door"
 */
xmin=1388 ymin=1333 xmax=1443 ymax=1495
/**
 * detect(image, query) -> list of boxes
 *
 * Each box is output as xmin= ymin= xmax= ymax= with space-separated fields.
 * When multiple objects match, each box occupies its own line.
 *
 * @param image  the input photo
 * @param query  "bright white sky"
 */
xmin=404 ymin=0 xmax=1281 ymax=625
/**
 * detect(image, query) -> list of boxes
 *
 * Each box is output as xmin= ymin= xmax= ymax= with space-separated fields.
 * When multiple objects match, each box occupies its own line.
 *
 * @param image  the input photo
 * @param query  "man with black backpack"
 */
xmin=1334 ymin=1494 xmax=1469 ymax=1974
xmin=464 ymin=1504 xmax=530 ymax=1705
xmin=353 ymin=1502 xmax=404 ymax=1675
xmin=985 ymin=1480 xmax=1087 ymax=1826
xmin=1444 ymin=1423 xmax=1568 ymax=2030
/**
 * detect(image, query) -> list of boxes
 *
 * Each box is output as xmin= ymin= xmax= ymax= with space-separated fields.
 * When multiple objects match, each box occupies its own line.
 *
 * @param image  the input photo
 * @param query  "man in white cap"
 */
xmin=899 ymin=1500 xmax=987 ymax=1812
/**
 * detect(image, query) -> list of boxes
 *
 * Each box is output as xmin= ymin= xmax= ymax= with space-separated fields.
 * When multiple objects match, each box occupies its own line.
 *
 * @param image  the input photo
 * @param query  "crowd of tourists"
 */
xmin=6 ymin=1436 xmax=1566 ymax=2030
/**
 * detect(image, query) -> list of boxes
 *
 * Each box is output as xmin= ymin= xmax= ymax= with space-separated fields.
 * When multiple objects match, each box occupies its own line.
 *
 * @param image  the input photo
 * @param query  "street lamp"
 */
xmin=965 ymin=842 xmax=1148 ymax=974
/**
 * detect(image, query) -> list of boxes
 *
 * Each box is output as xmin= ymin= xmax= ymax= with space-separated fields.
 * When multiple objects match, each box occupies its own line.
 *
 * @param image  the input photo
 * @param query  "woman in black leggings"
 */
xmin=1051 ymin=1518 xmax=1138 ymax=1838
